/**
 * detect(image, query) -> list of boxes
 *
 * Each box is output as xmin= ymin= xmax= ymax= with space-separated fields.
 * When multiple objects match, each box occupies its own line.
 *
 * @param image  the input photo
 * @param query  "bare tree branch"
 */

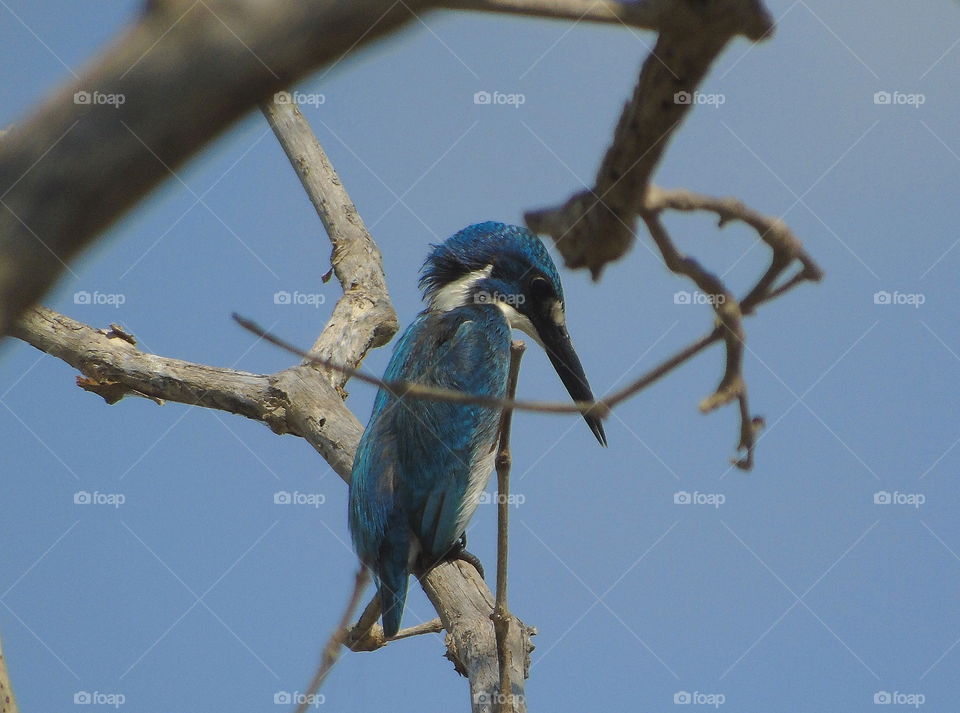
xmin=422 ymin=562 xmax=534 ymax=713
xmin=0 ymin=0 xmax=781 ymax=340
xmin=447 ymin=0 xmax=663 ymax=31
xmin=525 ymin=0 xmax=774 ymax=277
xmin=0 ymin=633 xmax=20 ymax=713
xmin=12 ymin=303 xmax=535 ymax=706
xmin=637 ymin=185 xmax=821 ymax=468
xmin=491 ymin=342 xmax=526 ymax=713
xmin=1 ymin=0 xmax=822 ymax=705
xmin=11 ymin=305 xmax=365 ymax=476
xmin=449 ymin=0 xmax=772 ymax=39
xmin=0 ymin=0 xmax=426 ymax=336
xmin=643 ymin=185 xmax=824 ymax=312
xmin=260 ymin=99 xmax=398 ymax=391
xmin=346 ymin=613 xmax=445 ymax=652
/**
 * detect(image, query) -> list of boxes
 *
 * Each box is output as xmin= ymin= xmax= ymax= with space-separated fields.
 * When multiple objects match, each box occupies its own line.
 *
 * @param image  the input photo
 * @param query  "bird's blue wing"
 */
xmin=348 ymin=306 xmax=510 ymax=635
xmin=393 ymin=306 xmax=511 ymax=558
xmin=350 ymin=306 xmax=510 ymax=560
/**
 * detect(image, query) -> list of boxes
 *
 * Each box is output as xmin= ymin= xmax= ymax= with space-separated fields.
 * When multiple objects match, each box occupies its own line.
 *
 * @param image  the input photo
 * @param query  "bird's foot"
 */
xmin=446 ymin=533 xmax=485 ymax=579
xmin=417 ymin=534 xmax=485 ymax=579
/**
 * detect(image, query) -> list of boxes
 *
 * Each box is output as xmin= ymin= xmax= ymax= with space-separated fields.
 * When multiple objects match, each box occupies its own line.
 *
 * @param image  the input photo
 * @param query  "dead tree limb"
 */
xmin=491 ymin=342 xmax=526 ymax=713
xmin=260 ymin=98 xmax=398 ymax=392
xmin=525 ymin=0 xmax=774 ymax=277
xmin=0 ymin=0 xmax=426 ymax=336
xmin=0 ymin=632 xmax=20 ymax=713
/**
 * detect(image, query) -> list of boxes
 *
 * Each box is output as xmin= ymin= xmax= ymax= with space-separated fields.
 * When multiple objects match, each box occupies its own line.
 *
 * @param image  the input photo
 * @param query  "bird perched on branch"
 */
xmin=349 ymin=222 xmax=606 ymax=637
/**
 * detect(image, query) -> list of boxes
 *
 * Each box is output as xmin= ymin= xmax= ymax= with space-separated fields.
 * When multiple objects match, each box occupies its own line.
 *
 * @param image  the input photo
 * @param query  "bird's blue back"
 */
xmin=349 ymin=303 xmax=511 ymax=635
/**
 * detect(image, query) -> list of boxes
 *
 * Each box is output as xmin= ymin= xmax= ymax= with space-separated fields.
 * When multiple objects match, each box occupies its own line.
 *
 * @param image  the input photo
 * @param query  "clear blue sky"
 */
xmin=2 ymin=2 xmax=959 ymax=711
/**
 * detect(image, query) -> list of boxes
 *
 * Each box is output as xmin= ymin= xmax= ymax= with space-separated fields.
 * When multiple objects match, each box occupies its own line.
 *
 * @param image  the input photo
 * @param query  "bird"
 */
xmin=348 ymin=221 xmax=606 ymax=637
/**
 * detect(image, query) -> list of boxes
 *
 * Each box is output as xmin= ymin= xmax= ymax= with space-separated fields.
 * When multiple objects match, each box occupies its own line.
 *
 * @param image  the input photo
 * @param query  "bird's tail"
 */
xmin=377 ymin=531 xmax=411 ymax=638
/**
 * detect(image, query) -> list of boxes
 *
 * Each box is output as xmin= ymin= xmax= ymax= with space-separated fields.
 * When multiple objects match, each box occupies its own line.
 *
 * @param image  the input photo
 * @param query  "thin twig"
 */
xmin=491 ymin=341 xmax=525 ymax=713
xmin=233 ymin=313 xmax=608 ymax=419
xmin=393 ymin=619 xmax=445 ymax=640
xmin=345 ymin=593 xmax=383 ymax=651
xmin=294 ymin=567 xmax=369 ymax=713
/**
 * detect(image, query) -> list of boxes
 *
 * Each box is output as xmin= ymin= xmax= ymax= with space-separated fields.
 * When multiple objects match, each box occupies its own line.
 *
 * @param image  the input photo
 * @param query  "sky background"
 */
xmin=2 ymin=1 xmax=959 ymax=711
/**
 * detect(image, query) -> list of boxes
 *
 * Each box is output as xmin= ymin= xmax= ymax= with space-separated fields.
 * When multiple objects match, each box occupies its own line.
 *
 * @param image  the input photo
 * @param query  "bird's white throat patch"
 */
xmin=429 ymin=264 xmax=494 ymax=311
xmin=495 ymin=302 xmax=542 ymax=347
xmin=429 ymin=264 xmax=553 ymax=347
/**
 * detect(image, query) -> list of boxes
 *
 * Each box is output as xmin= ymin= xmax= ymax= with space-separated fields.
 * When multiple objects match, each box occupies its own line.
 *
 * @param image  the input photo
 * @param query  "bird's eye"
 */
xmin=529 ymin=276 xmax=552 ymax=298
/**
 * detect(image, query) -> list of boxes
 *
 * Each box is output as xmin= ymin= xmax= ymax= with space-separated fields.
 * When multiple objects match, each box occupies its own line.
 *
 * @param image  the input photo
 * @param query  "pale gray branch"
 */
xmin=10 ymin=305 xmax=532 ymax=707
xmin=0 ymin=0 xmax=425 ymax=336
xmin=449 ymin=0 xmax=772 ymax=39
xmin=525 ymin=0 xmax=774 ymax=277
xmin=0 ymin=632 xmax=20 ymax=713
xmin=491 ymin=342 xmax=526 ymax=713
xmin=260 ymin=99 xmax=398 ymax=391
xmin=11 ymin=306 xmax=364 ymax=476
xmin=422 ymin=562 xmax=533 ymax=713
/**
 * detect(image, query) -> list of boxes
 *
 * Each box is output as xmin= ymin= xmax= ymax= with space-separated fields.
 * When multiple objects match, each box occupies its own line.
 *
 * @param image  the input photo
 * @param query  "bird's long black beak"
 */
xmin=533 ymin=314 xmax=607 ymax=446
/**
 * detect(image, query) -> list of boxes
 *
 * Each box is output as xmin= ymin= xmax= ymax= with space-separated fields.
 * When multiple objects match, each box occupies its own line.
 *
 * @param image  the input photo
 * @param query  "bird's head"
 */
xmin=420 ymin=222 xmax=606 ymax=446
